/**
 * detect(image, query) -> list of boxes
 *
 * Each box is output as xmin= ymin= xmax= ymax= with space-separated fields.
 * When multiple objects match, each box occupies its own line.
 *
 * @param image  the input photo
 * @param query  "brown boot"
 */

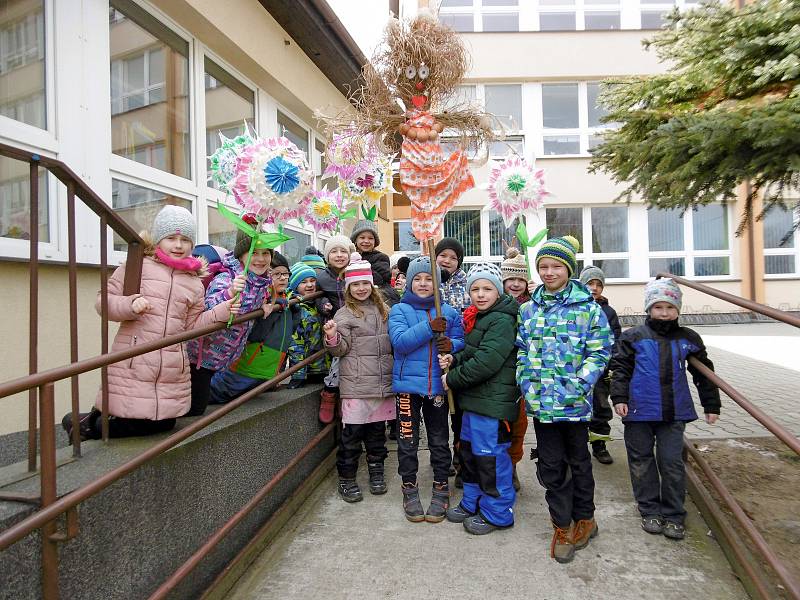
xmin=572 ymin=518 xmax=598 ymax=550
xmin=550 ymin=523 xmax=575 ymax=564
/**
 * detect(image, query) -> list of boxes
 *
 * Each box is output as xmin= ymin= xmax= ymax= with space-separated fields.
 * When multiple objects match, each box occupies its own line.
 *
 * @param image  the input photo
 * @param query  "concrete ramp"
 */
xmin=226 ymin=439 xmax=747 ymax=600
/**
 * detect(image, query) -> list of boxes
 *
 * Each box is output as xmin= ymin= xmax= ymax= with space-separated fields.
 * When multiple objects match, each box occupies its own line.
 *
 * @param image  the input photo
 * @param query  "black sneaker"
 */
xmin=641 ymin=516 xmax=664 ymax=535
xmin=445 ymin=503 xmax=474 ymax=523
xmin=663 ymin=521 xmax=685 ymax=540
xmin=367 ymin=461 xmax=387 ymax=495
xmin=61 ymin=408 xmax=100 ymax=443
xmin=425 ymin=481 xmax=450 ymax=523
xmin=464 ymin=514 xmax=510 ymax=535
xmin=402 ymin=483 xmax=425 ymax=522
xmin=337 ymin=478 xmax=363 ymax=503
xmin=591 ymin=440 xmax=614 ymax=465
xmin=285 ymin=379 xmax=305 ymax=390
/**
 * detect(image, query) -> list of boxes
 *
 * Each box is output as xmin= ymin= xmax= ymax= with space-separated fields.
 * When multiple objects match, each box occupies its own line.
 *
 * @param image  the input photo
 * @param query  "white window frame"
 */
xmin=438 ymin=0 xmax=521 ymax=33
xmin=762 ymin=203 xmax=800 ymax=279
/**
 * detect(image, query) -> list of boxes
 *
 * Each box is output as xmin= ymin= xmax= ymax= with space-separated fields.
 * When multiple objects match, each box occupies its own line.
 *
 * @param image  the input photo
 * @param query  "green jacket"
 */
xmin=446 ymin=294 xmax=520 ymax=422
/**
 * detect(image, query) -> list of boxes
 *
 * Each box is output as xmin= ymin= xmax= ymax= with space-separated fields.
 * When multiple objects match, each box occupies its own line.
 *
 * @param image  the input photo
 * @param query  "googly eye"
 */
xmin=404 ymin=65 xmax=417 ymax=79
xmin=418 ymin=64 xmax=430 ymax=80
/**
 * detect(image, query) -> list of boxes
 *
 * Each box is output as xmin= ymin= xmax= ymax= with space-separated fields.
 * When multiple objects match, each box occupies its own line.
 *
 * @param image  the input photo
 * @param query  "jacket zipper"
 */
xmin=154 ymin=268 xmax=175 ymax=420
xmin=427 ymin=309 xmax=433 ymax=396
xmin=128 ymin=335 xmax=138 ymax=368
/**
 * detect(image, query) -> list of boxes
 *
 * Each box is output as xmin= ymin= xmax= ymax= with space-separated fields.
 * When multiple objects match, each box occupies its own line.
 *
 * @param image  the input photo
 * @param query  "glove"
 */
xmin=436 ymin=336 xmax=453 ymax=353
xmin=430 ymin=316 xmax=447 ymax=333
xmin=274 ymin=297 xmax=288 ymax=311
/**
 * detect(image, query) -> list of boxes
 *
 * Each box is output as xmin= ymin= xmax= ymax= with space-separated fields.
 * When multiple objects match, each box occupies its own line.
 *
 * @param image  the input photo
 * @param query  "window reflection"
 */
xmin=111 ymin=179 xmax=191 ymax=250
xmin=0 ymin=154 xmax=47 ymax=241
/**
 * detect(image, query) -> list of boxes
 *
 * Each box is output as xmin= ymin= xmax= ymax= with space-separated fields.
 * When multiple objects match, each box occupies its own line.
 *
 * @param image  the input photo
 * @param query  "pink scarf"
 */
xmin=155 ymin=248 xmax=202 ymax=272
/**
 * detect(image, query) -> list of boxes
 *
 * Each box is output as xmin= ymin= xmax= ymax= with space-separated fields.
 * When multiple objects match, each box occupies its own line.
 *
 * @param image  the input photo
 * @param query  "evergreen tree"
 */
xmin=589 ymin=0 xmax=800 ymax=241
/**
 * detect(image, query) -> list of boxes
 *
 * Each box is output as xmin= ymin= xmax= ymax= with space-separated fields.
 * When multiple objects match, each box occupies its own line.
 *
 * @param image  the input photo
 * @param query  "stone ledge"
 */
xmin=0 ymin=384 xmax=334 ymax=600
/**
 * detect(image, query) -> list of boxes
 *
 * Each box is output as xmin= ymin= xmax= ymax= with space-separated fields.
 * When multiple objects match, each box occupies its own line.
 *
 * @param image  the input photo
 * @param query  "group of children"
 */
xmin=63 ymin=204 xmax=722 ymax=564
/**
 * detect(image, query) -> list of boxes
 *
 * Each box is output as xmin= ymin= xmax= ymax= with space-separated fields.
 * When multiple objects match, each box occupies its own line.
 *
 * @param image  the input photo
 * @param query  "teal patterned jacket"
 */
xmin=516 ymin=280 xmax=612 ymax=423
xmin=287 ymin=293 xmax=330 ymax=381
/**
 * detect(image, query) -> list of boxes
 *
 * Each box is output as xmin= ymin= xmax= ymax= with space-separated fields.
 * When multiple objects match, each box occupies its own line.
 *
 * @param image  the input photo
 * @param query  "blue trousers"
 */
xmin=209 ymin=369 xmax=262 ymax=404
xmin=459 ymin=411 xmax=515 ymax=527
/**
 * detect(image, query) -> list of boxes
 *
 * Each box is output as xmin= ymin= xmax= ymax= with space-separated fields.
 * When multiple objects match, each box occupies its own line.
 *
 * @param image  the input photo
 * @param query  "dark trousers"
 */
xmin=337 ymin=421 xmax=388 ymax=479
xmin=88 ymin=411 xmax=176 ymax=439
xmin=533 ymin=419 xmax=595 ymax=528
xmin=396 ymin=393 xmax=451 ymax=484
xmin=623 ymin=421 xmax=687 ymax=524
xmin=189 ymin=365 xmax=214 ymax=416
xmin=589 ymin=377 xmax=612 ymax=438
xmin=450 ymin=403 xmax=463 ymax=466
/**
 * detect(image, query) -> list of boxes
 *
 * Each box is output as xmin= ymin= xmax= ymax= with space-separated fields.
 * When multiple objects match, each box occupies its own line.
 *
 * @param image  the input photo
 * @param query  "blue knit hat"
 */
xmin=466 ymin=262 xmax=503 ymax=296
xmin=289 ymin=262 xmax=316 ymax=292
xmin=406 ymin=256 xmax=442 ymax=286
xmin=536 ymin=235 xmax=580 ymax=277
xmin=301 ymin=254 xmax=325 ymax=270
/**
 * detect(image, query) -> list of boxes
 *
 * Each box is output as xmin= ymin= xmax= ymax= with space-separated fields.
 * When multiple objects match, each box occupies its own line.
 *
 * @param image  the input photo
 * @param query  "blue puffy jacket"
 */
xmin=389 ymin=292 xmax=465 ymax=397
xmin=610 ymin=318 xmax=721 ymax=422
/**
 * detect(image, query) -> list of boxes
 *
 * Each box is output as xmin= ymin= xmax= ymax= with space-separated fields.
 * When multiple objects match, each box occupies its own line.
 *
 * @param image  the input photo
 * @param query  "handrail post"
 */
xmin=28 ymin=158 xmax=40 ymax=472
xmin=100 ymin=216 xmax=110 ymax=441
xmin=67 ymin=182 xmax=81 ymax=455
xmin=39 ymin=383 xmax=60 ymax=600
xmin=123 ymin=241 xmax=143 ymax=296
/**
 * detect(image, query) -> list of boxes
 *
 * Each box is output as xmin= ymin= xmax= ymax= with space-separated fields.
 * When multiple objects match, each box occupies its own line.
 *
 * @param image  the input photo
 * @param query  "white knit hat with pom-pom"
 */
xmin=344 ymin=252 xmax=374 ymax=290
xmin=501 ymin=247 xmax=528 ymax=282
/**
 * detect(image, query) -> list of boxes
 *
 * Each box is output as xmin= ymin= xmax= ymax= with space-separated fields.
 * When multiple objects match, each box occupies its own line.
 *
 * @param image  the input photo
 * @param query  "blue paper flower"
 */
xmin=264 ymin=156 xmax=300 ymax=194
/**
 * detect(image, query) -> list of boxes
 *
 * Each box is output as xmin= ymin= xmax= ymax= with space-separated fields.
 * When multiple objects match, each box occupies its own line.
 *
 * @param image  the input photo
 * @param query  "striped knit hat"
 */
xmin=301 ymin=246 xmax=326 ymax=270
xmin=466 ymin=262 xmax=503 ymax=296
xmin=289 ymin=262 xmax=316 ymax=292
xmin=501 ymin=247 xmax=528 ymax=282
xmin=535 ymin=235 xmax=580 ymax=277
xmin=344 ymin=252 xmax=373 ymax=290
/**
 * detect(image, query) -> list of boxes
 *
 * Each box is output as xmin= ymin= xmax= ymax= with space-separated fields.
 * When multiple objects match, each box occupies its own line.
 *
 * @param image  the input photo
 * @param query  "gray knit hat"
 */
xmin=151 ymin=205 xmax=195 ymax=245
xmin=579 ymin=265 xmax=605 ymax=287
xmin=467 ymin=262 xmax=503 ymax=296
xmin=644 ymin=278 xmax=683 ymax=313
xmin=406 ymin=256 xmax=442 ymax=287
xmin=350 ymin=219 xmax=380 ymax=247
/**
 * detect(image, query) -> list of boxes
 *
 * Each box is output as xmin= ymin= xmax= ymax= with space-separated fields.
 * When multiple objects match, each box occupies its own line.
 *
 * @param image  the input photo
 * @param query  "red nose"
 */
xmin=415 ymin=81 xmax=425 ymax=91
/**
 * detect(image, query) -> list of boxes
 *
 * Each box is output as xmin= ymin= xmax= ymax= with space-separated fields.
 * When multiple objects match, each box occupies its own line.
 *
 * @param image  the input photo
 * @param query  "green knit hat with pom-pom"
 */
xmin=535 ymin=235 xmax=580 ymax=277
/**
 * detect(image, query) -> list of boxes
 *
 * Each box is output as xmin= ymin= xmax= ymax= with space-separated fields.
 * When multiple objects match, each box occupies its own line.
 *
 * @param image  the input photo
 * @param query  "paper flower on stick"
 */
xmin=323 ymin=127 xmax=378 ymax=182
xmin=306 ymin=188 xmax=356 ymax=235
xmin=339 ymin=153 xmax=396 ymax=204
xmin=487 ymin=155 xmax=550 ymax=227
xmin=232 ymin=136 xmax=313 ymax=224
xmin=209 ymin=132 xmax=253 ymax=191
xmin=217 ymin=203 xmax=292 ymax=250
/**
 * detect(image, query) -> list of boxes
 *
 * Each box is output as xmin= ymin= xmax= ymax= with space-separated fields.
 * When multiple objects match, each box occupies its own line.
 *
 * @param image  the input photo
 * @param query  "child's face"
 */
xmin=248 ymin=249 xmax=272 ymax=276
xmin=470 ymin=280 xmax=500 ymax=311
xmin=394 ymin=273 xmax=406 ymax=293
xmin=328 ymin=247 xmax=350 ymax=270
xmin=349 ymin=280 xmax=373 ymax=301
xmin=538 ymin=258 xmax=569 ymax=293
xmin=436 ymin=249 xmax=459 ymax=274
xmin=411 ymin=272 xmax=434 ymax=298
xmin=270 ymin=266 xmax=290 ymax=293
xmin=297 ymin=277 xmax=316 ymax=296
xmin=649 ymin=301 xmax=679 ymax=321
xmin=504 ymin=277 xmax=527 ymax=299
xmin=157 ymin=234 xmax=193 ymax=259
xmin=586 ymin=278 xmax=604 ymax=300
xmin=355 ymin=232 xmax=376 ymax=253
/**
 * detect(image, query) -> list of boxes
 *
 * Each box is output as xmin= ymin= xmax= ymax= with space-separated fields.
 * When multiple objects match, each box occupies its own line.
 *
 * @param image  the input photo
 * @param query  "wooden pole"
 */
xmin=427 ymin=238 xmax=455 ymax=414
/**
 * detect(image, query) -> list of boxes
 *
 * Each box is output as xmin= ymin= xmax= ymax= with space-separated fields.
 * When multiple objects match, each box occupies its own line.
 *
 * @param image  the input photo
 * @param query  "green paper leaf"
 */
xmin=256 ymin=232 xmax=293 ymax=249
xmin=528 ymin=227 xmax=549 ymax=247
xmin=340 ymin=207 xmax=358 ymax=220
xmin=516 ymin=222 xmax=529 ymax=247
xmin=361 ymin=205 xmax=370 ymax=220
xmin=217 ymin=202 xmax=257 ymax=237
xmin=367 ymin=205 xmax=378 ymax=221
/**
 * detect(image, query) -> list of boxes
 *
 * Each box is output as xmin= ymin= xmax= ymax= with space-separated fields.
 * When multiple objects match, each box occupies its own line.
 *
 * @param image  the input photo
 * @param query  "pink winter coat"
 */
xmin=95 ymin=256 xmax=230 ymax=420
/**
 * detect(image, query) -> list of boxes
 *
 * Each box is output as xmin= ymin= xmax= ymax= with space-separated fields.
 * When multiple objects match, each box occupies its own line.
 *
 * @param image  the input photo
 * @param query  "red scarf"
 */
xmin=462 ymin=305 xmax=478 ymax=334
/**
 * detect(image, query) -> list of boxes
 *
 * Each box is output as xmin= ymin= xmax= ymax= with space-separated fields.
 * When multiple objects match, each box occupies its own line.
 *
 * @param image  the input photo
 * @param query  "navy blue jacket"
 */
xmin=389 ymin=292 xmax=465 ymax=397
xmin=610 ymin=319 xmax=720 ymax=422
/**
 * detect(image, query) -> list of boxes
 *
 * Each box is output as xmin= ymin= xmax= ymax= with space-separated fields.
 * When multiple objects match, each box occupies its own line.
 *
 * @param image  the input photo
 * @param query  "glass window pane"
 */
xmin=585 ymin=12 xmax=620 ymax=30
xmin=394 ymin=221 xmax=420 ymax=252
xmin=0 ymin=0 xmax=46 ymax=129
xmin=489 ymin=212 xmax=520 ymax=256
xmin=765 ymin=255 xmax=795 ymax=275
xmin=588 ymin=134 xmax=606 ymax=150
xmin=483 ymin=0 xmax=518 ymax=5
xmin=694 ymin=256 xmax=729 ymax=276
xmin=444 ymin=210 xmax=481 ymax=257
xmin=763 ymin=205 xmax=795 ymax=249
xmin=277 ymin=111 xmax=309 ymax=160
xmin=439 ymin=13 xmax=474 ymax=32
xmin=542 ymin=83 xmax=579 ymax=128
xmin=650 ymin=257 xmax=685 ymax=277
xmin=587 ymin=83 xmax=608 ymax=128
xmin=545 ymin=207 xmax=583 ymax=247
xmin=111 ymin=179 xmax=191 ymax=251
xmin=693 ymin=204 xmax=728 ymax=251
xmin=641 ymin=0 xmax=674 ymax=4
xmin=648 ymin=207 xmax=684 ymax=251
xmin=489 ymin=137 xmax=524 ymax=158
xmin=641 ymin=11 xmax=668 ymax=29
xmin=205 ymin=58 xmax=255 ymax=189
xmin=540 ymin=0 xmax=575 ymax=5
xmin=539 ymin=12 xmax=576 ymax=31
xmin=482 ymin=13 xmax=519 ymax=31
xmin=441 ymin=0 xmax=472 ymax=6
xmin=279 ymin=230 xmax=312 ymax=266
xmin=485 ymin=85 xmax=522 ymax=130
xmin=0 ymin=155 xmax=48 ymax=241
xmin=591 ymin=206 xmax=627 ymax=252
xmin=543 ymin=135 xmax=580 ymax=155
xmin=585 ymin=0 xmax=619 ymax=4
xmin=593 ymin=259 xmax=628 ymax=278
xmin=110 ymin=0 xmax=191 ymax=178
xmin=207 ymin=204 xmax=237 ymax=250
